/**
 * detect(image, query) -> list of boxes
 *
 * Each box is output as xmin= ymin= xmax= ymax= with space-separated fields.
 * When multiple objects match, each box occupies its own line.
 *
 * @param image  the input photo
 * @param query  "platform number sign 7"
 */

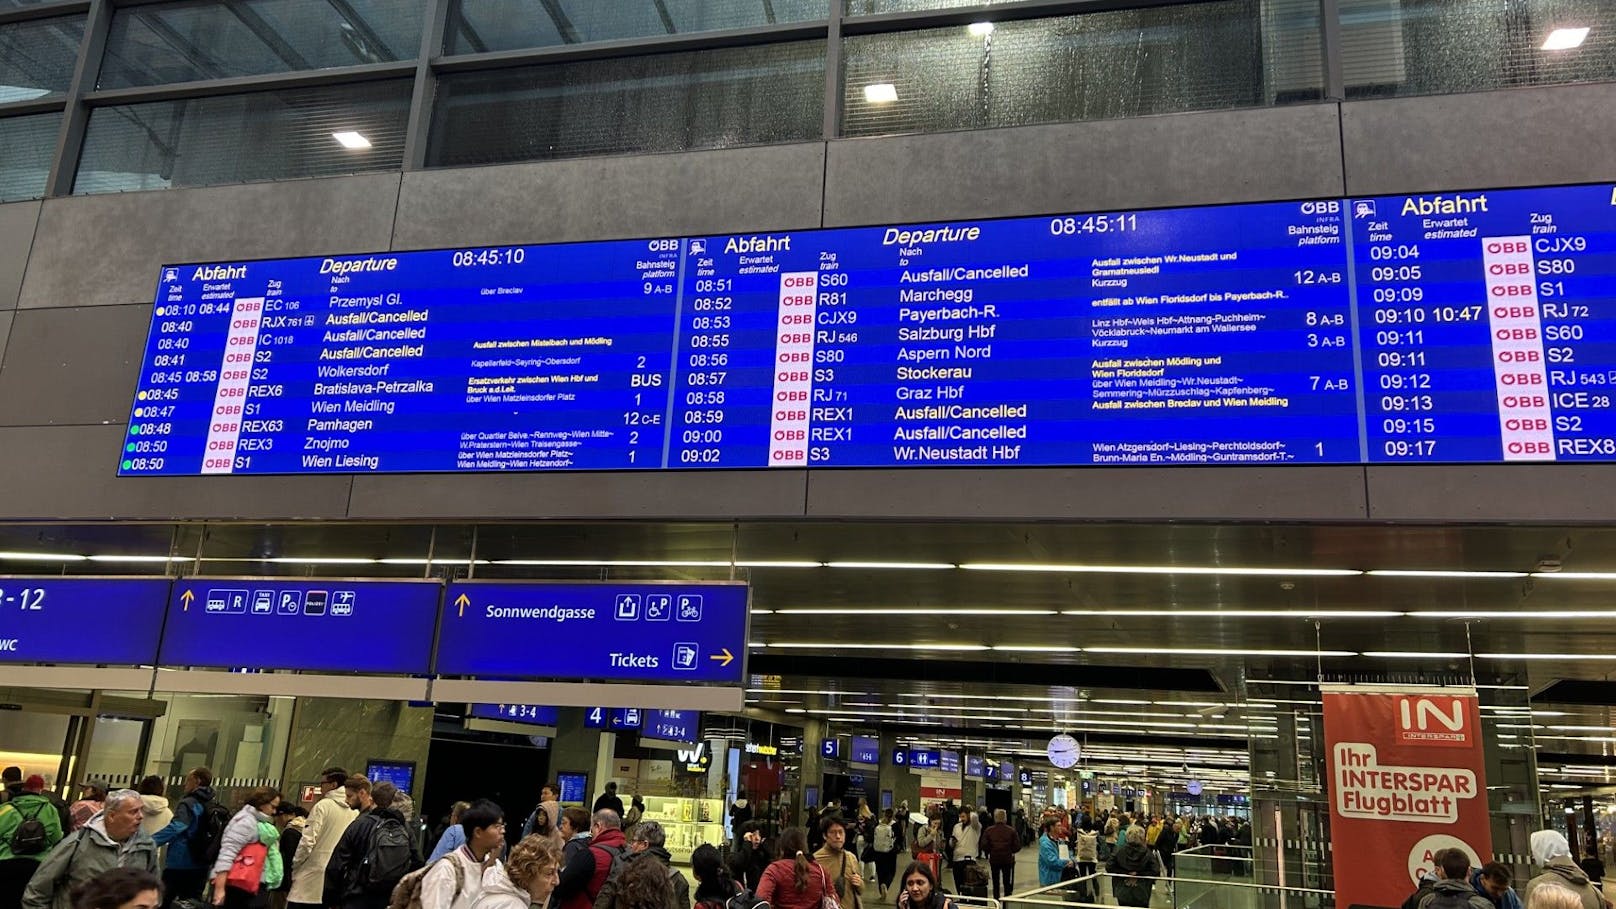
xmin=584 ymin=707 xmax=606 ymax=729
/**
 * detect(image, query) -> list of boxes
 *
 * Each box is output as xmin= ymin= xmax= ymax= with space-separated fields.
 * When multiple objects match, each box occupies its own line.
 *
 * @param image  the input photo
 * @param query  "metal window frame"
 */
xmin=5 ymin=0 xmax=1341 ymax=199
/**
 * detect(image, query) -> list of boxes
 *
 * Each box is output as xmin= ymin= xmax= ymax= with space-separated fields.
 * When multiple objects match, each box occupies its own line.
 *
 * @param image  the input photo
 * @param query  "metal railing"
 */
xmin=1000 ymin=864 xmax=1334 ymax=909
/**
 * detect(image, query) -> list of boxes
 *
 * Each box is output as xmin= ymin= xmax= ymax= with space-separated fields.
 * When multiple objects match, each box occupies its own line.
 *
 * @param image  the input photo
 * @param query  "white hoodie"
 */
xmin=471 ymin=862 xmax=532 ymax=909
xmin=140 ymin=794 xmax=174 ymax=837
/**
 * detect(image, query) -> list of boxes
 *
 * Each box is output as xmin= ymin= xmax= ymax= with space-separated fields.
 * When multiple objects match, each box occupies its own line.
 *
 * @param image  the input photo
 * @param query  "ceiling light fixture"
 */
xmin=967 ymin=22 xmax=995 ymax=37
xmin=775 ymin=608 xmax=1057 ymax=616
xmin=263 ymin=556 xmax=378 ymax=565
xmin=1410 ymin=610 xmax=1616 ymax=619
xmin=764 ymin=642 xmax=991 ymax=651
xmin=332 ymin=131 xmax=372 ymax=149
xmin=0 ymin=551 xmax=87 ymax=561
xmin=1542 ymin=27 xmax=1591 ymax=50
xmin=863 ymin=83 xmax=898 ymax=104
xmin=1085 ymin=647 xmax=1356 ymax=657
xmin=1062 ymin=609 xmax=1401 ymax=618
xmin=1529 ymin=571 xmax=1616 ymax=579
xmin=962 ymin=563 xmax=1362 ymax=577
xmin=823 ymin=561 xmax=956 ymax=570
xmin=86 ymin=554 xmax=176 ymax=563
xmin=1367 ymin=569 xmax=1528 ymax=578
xmin=990 ymin=645 xmax=1081 ymax=652
xmin=1360 ymin=651 xmax=1471 ymax=659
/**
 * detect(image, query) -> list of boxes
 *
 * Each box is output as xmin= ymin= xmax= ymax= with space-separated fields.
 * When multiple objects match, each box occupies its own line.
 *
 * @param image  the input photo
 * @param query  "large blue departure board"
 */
xmin=120 ymin=183 xmax=1616 ymax=474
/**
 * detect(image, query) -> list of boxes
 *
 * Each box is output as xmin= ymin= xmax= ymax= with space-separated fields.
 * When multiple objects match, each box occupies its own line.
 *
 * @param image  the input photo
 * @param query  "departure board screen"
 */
xmin=119 ymin=183 xmax=1616 ymax=475
xmin=1350 ymin=184 xmax=1615 ymax=462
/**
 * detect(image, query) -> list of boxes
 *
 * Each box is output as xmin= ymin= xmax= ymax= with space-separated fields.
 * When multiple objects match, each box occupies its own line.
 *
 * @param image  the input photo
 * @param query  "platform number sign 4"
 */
xmin=584 ymin=707 xmax=606 ymax=729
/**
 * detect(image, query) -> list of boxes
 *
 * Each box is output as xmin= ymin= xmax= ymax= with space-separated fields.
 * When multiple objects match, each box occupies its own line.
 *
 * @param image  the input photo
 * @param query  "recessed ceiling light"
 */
xmin=1543 ymin=27 xmax=1590 ymax=50
xmin=1061 ymin=609 xmax=1400 ymax=618
xmin=332 ymin=131 xmax=372 ymax=149
xmin=962 ymin=563 xmax=1361 ymax=577
xmin=1367 ymin=569 xmax=1528 ymax=578
xmin=1360 ymin=651 xmax=1471 ymax=659
xmin=1084 ymin=646 xmax=1355 ymax=657
xmin=824 ymin=561 xmax=955 ymax=570
xmin=968 ymin=22 xmax=994 ymax=37
xmin=775 ymin=608 xmax=1056 ymax=616
xmin=863 ymin=83 xmax=898 ymax=104
xmin=765 ymin=642 xmax=990 ymax=651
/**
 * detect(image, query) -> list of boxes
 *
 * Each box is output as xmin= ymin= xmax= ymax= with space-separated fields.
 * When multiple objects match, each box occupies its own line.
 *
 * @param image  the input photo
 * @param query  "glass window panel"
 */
xmin=74 ymin=79 xmax=410 ymax=194
xmin=447 ymin=0 xmax=826 ymax=54
xmin=1342 ymin=0 xmax=1616 ymax=99
xmin=428 ymin=40 xmax=825 ymax=166
xmin=846 ymin=0 xmax=1023 ymax=13
xmin=842 ymin=1 xmax=1317 ymax=138
xmin=0 ymin=15 xmax=84 ymax=103
xmin=99 ymin=0 xmax=425 ymax=88
xmin=0 ymin=111 xmax=60 ymax=202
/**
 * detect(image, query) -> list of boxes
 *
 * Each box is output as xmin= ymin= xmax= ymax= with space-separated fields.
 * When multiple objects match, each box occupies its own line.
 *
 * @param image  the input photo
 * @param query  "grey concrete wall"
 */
xmin=0 ymin=92 xmax=1610 ymax=523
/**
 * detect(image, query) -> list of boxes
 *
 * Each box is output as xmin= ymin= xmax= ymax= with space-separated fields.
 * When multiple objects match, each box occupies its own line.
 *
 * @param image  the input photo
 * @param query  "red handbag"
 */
xmin=226 ymin=841 xmax=269 ymax=894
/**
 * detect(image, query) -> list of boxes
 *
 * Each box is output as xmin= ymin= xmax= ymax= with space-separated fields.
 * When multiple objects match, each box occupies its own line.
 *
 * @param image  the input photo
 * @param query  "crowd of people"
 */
xmin=2 ymin=765 xmax=1609 ymax=909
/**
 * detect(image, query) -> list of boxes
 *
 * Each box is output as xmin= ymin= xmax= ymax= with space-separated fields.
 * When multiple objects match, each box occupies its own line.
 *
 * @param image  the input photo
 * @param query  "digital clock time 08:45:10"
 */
xmin=450 ymin=248 xmax=527 ymax=267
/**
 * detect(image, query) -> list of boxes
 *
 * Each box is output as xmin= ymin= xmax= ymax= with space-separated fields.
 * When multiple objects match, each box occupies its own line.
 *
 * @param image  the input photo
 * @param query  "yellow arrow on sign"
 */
xmin=181 ymin=590 xmax=195 ymax=612
xmin=710 ymin=648 xmax=734 ymax=667
xmin=455 ymin=593 xmax=470 ymax=617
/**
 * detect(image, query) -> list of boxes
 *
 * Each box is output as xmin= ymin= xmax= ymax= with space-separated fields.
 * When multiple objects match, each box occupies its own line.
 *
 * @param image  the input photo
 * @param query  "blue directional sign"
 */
xmin=583 ymin=707 xmax=608 ymax=729
xmin=821 ymin=737 xmax=843 ymax=759
xmin=644 ymin=709 xmax=700 ymax=743
xmin=939 ymin=750 xmax=961 ymax=773
xmin=470 ymin=703 xmax=560 ymax=726
xmin=851 ymin=736 xmax=880 ymax=765
xmin=910 ymin=749 xmax=940 ymax=769
xmin=161 ymin=577 xmax=440 ymax=673
xmin=436 ymin=581 xmax=748 ymax=684
xmin=0 ymin=577 xmax=169 ymax=665
xmin=608 ymin=708 xmax=642 ymax=730
xmin=965 ymin=755 xmax=985 ymax=779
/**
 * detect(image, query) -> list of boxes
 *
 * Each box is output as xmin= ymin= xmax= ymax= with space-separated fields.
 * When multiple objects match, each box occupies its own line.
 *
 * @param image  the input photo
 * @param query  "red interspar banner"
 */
xmin=1323 ymin=687 xmax=1492 ymax=909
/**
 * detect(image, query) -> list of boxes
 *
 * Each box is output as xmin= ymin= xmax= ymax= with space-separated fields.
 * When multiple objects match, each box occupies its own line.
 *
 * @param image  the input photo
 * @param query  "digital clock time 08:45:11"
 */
xmin=450 ymin=248 xmax=527 ymax=267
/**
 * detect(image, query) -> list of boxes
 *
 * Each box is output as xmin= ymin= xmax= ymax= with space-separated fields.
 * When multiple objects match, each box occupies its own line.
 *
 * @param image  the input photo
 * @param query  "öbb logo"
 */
xmin=1397 ymin=696 xmax=1471 ymax=746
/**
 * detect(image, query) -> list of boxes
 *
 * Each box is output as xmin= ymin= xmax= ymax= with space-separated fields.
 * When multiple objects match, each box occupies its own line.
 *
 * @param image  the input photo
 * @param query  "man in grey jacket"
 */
xmin=22 ymin=790 xmax=158 ymax=909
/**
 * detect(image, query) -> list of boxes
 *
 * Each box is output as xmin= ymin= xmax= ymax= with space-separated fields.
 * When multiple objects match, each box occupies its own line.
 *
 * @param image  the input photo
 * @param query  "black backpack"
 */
xmin=1424 ymin=889 xmax=1477 ymax=909
xmin=190 ymin=798 xmax=234 ymax=864
xmin=726 ymin=888 xmax=769 ymax=909
xmin=362 ymin=818 xmax=415 ymax=889
xmin=9 ymin=802 xmax=49 ymax=855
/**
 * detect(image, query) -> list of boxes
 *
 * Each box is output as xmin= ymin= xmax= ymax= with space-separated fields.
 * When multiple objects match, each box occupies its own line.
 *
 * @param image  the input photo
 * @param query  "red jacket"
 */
xmin=757 ymin=858 xmax=829 ymax=909
xmin=560 ymin=827 xmax=628 ymax=909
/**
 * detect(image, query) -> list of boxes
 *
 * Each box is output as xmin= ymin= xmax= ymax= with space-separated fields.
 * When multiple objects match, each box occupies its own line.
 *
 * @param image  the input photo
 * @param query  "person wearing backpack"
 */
xmin=153 ymin=767 xmax=225 ymax=909
xmin=325 ymin=783 xmax=421 ymax=909
xmin=0 ymin=775 xmax=66 ymax=909
xmin=557 ymin=811 xmax=625 ymax=909
xmin=208 ymin=787 xmax=283 ymax=909
xmin=22 ymin=789 xmax=158 ymax=909
xmin=415 ymin=800 xmax=503 ymax=909
xmin=692 ymin=843 xmax=763 ymax=909
xmin=1419 ymin=849 xmax=1495 ymax=909
xmin=592 ymin=821 xmax=689 ymax=909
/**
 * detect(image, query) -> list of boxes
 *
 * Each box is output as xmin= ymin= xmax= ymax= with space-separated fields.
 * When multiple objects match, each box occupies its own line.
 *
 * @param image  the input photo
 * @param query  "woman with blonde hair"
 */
xmin=474 ymin=835 xmax=563 ymax=909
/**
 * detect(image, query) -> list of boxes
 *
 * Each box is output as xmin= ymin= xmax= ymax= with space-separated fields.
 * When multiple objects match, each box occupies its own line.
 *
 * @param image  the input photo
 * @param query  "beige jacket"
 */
xmin=288 ymin=788 xmax=358 ymax=905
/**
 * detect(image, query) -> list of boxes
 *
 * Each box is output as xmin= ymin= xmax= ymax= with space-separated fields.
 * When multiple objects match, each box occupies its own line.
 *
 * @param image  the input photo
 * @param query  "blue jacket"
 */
xmin=1472 ymin=869 xmax=1524 ymax=909
xmin=426 ymin=824 xmax=465 ymax=864
xmin=151 ymin=786 xmax=214 ymax=870
xmin=1038 ymin=834 xmax=1066 ymax=887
